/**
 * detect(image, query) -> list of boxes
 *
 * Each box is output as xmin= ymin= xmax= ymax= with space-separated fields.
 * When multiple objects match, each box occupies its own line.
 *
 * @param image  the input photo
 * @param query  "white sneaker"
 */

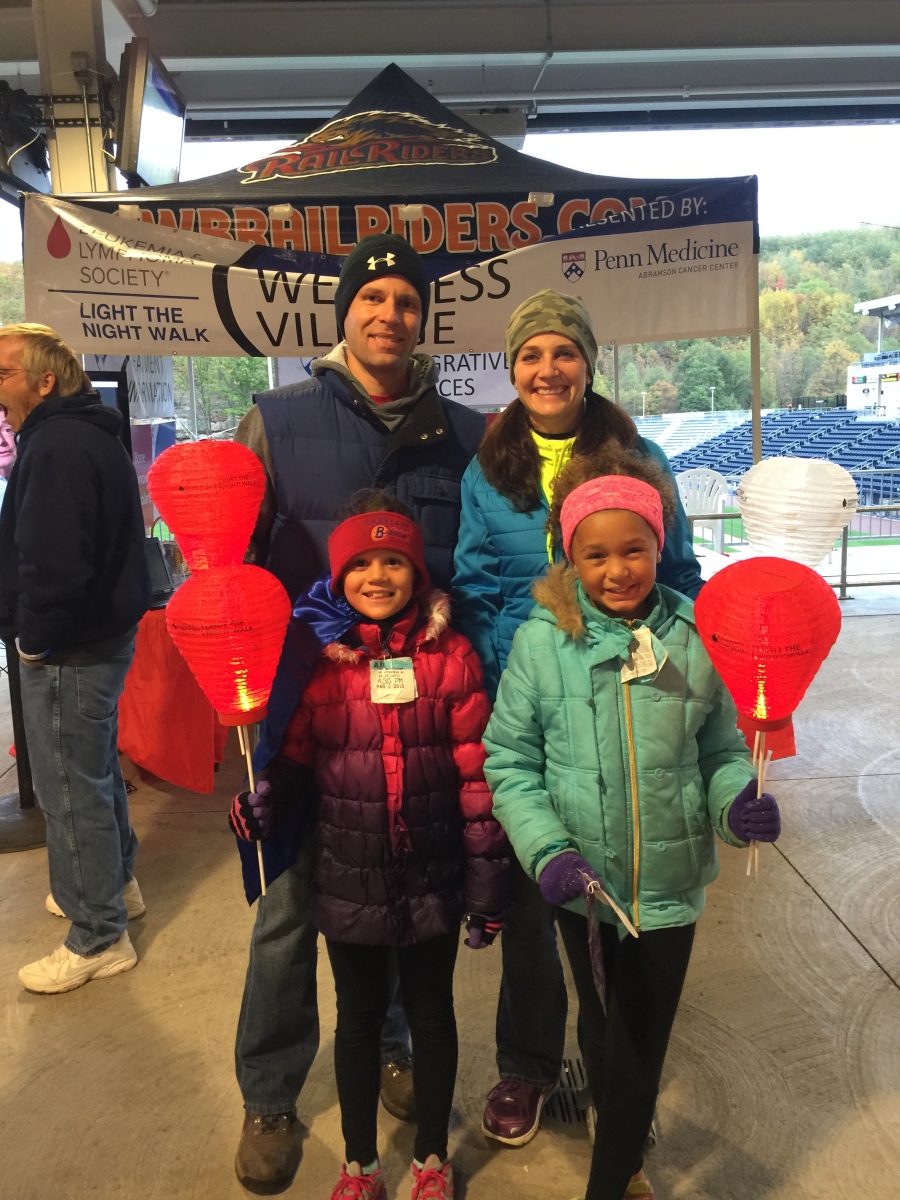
xmin=18 ymin=931 xmax=137 ymax=993
xmin=46 ymin=877 xmax=146 ymax=920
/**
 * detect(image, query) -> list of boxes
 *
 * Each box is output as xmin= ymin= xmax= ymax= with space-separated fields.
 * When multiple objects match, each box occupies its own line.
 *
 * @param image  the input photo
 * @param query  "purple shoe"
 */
xmin=481 ymin=1080 xmax=557 ymax=1146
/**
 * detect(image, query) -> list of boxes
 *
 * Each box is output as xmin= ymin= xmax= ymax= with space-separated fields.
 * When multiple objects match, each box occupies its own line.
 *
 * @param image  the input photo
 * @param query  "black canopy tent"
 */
xmin=48 ymin=63 xmax=760 ymax=457
xmin=61 ymin=65 xmax=757 ymax=276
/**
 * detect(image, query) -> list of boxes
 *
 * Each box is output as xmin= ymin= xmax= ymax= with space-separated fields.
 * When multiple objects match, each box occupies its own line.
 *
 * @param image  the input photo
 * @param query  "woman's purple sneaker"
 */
xmin=481 ymin=1080 xmax=557 ymax=1146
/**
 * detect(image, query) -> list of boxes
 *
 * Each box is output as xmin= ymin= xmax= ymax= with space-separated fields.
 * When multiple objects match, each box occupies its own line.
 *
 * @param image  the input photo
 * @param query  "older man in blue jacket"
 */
xmin=232 ymin=234 xmax=484 ymax=1194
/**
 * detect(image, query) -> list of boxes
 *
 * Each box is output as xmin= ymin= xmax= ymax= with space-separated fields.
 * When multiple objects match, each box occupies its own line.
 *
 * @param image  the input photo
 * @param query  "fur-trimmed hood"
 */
xmin=531 ymin=564 xmax=586 ymax=640
xmin=324 ymin=588 xmax=451 ymax=662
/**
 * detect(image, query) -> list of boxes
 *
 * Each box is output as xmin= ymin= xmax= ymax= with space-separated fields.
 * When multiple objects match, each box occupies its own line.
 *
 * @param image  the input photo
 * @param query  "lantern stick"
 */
xmin=237 ymin=723 xmax=266 ymax=898
xmin=747 ymin=741 xmax=773 ymax=879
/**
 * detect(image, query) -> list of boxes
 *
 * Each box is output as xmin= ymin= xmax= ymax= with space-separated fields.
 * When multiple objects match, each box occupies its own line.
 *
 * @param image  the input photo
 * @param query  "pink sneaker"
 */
xmin=411 ymin=1159 xmax=454 ymax=1199
xmin=329 ymin=1164 xmax=387 ymax=1200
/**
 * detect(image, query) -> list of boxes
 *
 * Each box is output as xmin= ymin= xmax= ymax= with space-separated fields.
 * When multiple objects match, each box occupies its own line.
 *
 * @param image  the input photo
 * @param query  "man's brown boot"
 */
xmin=380 ymin=1061 xmax=416 ymax=1121
xmin=234 ymin=1111 xmax=303 ymax=1195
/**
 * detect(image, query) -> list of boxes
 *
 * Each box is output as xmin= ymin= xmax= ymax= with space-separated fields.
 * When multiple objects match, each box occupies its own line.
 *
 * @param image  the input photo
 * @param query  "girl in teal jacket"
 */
xmin=483 ymin=450 xmax=781 ymax=1200
xmin=452 ymin=291 xmax=703 ymax=1153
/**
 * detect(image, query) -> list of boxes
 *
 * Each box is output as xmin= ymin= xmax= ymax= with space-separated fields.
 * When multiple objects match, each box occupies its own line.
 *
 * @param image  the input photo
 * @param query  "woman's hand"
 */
xmin=229 ymin=781 xmax=275 ymax=841
xmin=727 ymin=780 xmax=781 ymax=843
xmin=538 ymin=851 xmax=601 ymax=907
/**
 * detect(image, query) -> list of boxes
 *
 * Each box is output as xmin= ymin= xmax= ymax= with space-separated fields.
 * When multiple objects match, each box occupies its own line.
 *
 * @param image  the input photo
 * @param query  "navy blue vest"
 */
xmin=256 ymin=368 xmax=485 ymax=602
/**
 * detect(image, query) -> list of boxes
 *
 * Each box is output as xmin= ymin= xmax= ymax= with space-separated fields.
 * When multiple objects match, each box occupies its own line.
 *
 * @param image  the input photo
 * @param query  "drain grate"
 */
xmin=544 ymin=1057 xmax=591 ymax=1125
xmin=544 ymin=1064 xmax=659 ymax=1153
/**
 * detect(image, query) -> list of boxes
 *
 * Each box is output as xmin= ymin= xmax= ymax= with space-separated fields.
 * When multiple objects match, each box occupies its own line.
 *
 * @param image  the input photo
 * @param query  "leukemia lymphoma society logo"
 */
xmin=239 ymin=110 xmax=497 ymax=183
xmin=47 ymin=216 xmax=72 ymax=259
xmin=562 ymin=251 xmax=585 ymax=281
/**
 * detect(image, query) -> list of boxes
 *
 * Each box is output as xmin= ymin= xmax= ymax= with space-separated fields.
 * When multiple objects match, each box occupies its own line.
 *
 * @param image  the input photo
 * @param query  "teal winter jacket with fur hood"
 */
xmin=482 ymin=567 xmax=755 ymax=933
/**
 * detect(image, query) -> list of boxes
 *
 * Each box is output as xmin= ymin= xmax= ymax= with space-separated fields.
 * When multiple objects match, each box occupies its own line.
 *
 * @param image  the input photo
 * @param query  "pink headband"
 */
xmin=560 ymin=475 xmax=665 ymax=561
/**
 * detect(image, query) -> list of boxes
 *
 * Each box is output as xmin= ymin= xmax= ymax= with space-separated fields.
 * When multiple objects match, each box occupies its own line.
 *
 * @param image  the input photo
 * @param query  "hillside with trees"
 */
xmin=0 ymin=262 xmax=24 ymax=327
xmin=2 ymin=226 xmax=900 ymax=417
xmin=602 ymin=226 xmax=900 ymax=414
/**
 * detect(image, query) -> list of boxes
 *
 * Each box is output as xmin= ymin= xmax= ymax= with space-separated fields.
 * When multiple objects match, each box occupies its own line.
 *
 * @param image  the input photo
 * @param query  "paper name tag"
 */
xmin=370 ymin=658 xmax=418 ymax=704
xmin=621 ymin=625 xmax=662 ymax=683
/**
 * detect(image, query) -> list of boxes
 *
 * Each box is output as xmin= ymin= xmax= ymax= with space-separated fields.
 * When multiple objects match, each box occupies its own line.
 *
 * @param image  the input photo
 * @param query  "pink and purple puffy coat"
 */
xmin=279 ymin=590 xmax=511 ymax=945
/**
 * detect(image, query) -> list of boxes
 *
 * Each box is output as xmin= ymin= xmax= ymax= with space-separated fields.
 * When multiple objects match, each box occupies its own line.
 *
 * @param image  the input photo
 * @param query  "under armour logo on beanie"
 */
xmin=334 ymin=234 xmax=431 ymax=338
xmin=368 ymin=252 xmax=396 ymax=270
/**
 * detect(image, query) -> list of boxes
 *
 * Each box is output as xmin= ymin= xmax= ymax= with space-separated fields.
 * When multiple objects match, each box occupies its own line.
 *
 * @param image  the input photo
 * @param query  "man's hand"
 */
xmin=15 ymin=638 xmax=48 ymax=663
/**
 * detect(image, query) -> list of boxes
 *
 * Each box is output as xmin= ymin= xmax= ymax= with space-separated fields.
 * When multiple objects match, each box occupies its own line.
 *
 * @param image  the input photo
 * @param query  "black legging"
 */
xmin=326 ymin=933 xmax=459 ymax=1166
xmin=556 ymin=909 xmax=695 ymax=1200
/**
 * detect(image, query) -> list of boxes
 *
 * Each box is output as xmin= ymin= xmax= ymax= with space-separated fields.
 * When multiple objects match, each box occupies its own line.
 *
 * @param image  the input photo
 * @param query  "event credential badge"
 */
xmin=620 ymin=626 xmax=667 ymax=683
xmin=370 ymin=658 xmax=418 ymax=704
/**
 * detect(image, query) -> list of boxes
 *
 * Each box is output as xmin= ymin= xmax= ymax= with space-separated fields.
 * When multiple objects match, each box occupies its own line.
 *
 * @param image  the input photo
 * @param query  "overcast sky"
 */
xmin=2 ymin=123 xmax=899 ymax=261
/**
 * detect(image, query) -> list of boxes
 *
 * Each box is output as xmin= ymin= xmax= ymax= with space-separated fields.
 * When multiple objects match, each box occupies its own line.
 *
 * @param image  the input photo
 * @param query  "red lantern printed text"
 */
xmin=166 ymin=565 xmax=291 ymax=725
xmin=694 ymin=557 xmax=841 ymax=732
xmin=148 ymin=440 xmax=266 ymax=570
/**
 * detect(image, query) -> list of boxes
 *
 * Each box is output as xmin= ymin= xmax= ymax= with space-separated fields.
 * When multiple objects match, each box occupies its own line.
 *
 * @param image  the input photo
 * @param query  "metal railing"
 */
xmin=688 ymin=506 xmax=900 ymax=599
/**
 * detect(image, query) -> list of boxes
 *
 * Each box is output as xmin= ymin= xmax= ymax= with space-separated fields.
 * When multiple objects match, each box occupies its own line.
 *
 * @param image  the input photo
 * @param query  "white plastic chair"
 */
xmin=676 ymin=468 xmax=728 ymax=553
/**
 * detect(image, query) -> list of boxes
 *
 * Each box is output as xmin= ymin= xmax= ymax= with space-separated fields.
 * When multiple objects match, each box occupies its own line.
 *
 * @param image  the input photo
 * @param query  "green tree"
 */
xmin=808 ymin=339 xmax=857 ymax=395
xmin=172 ymin=355 xmax=269 ymax=436
xmin=0 ymin=262 xmax=24 ymax=325
xmin=675 ymin=343 xmax=725 ymax=412
xmin=645 ymin=379 xmax=678 ymax=414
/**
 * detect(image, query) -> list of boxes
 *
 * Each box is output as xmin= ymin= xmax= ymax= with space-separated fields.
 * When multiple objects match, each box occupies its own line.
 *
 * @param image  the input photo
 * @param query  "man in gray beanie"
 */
xmin=231 ymin=234 xmax=484 ymax=1194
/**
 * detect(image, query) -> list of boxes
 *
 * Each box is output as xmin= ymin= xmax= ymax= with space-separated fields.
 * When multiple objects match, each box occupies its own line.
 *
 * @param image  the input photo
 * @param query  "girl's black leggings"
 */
xmin=556 ymin=909 xmax=695 ymax=1200
xmin=325 ymin=933 xmax=459 ymax=1166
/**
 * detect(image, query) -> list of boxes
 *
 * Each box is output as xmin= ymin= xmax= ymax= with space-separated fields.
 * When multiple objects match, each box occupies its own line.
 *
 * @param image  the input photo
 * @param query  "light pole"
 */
xmin=641 ymin=391 xmax=647 ymax=417
xmin=710 ymin=385 xmax=716 ymax=414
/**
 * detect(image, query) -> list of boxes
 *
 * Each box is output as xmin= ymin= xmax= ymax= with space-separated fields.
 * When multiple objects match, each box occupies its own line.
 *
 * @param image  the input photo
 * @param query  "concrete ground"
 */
xmin=1 ymin=595 xmax=900 ymax=1200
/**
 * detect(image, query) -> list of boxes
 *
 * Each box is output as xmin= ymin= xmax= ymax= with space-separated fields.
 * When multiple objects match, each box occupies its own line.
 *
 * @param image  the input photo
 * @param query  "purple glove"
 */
xmin=465 ymin=914 xmax=503 ymax=949
xmin=728 ymin=779 xmax=781 ymax=843
xmin=229 ymin=781 xmax=275 ymax=841
xmin=538 ymin=851 xmax=601 ymax=907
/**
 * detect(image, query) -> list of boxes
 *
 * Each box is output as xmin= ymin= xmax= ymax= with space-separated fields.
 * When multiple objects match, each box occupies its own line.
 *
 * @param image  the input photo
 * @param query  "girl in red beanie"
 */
xmin=232 ymin=490 xmax=510 ymax=1200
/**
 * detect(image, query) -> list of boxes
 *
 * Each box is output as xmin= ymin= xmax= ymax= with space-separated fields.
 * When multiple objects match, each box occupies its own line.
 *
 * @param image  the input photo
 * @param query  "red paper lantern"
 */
xmin=148 ymin=440 xmax=266 ymax=570
xmin=165 ymin=565 xmax=291 ymax=725
xmin=694 ymin=557 xmax=841 ymax=732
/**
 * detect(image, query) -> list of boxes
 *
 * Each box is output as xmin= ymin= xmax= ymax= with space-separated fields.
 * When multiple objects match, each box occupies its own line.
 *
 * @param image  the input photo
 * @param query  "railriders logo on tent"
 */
xmin=562 ymin=250 xmax=586 ymax=281
xmin=239 ymin=111 xmax=498 ymax=183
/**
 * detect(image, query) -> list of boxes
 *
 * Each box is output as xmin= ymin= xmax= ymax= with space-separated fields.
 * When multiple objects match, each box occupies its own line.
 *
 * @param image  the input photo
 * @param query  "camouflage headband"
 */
xmin=505 ymin=289 xmax=599 ymax=384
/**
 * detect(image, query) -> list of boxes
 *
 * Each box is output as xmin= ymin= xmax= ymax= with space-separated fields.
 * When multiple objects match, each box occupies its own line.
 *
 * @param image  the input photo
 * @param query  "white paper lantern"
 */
xmin=736 ymin=457 xmax=858 ymax=567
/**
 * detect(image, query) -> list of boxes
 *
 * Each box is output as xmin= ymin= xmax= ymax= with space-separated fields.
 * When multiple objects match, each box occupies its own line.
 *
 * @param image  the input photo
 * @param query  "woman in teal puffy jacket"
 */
xmin=450 ymin=290 xmax=703 ymax=1150
xmin=452 ymin=293 xmax=701 ymax=702
xmin=483 ymin=453 xmax=780 ymax=1200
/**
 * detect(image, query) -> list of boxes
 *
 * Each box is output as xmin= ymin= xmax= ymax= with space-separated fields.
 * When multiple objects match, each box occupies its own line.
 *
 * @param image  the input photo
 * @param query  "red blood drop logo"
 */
xmin=46 ymin=216 xmax=71 ymax=259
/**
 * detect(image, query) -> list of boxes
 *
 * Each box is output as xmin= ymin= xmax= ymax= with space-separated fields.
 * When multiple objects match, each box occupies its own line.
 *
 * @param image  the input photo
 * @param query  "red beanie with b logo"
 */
xmin=328 ymin=511 xmax=431 ymax=595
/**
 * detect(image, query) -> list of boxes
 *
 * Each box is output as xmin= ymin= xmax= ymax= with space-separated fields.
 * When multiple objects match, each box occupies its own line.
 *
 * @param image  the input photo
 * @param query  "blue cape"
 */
xmin=237 ymin=573 xmax=356 ymax=903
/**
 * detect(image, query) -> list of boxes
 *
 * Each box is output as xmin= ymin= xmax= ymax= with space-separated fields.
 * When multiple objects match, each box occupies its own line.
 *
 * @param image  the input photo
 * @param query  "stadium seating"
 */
xmin=667 ymin=410 xmax=900 ymax=477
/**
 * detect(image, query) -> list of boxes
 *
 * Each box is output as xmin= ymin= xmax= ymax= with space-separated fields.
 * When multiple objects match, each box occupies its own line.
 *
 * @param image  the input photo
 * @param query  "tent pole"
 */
xmin=613 ymin=342 xmax=619 ymax=405
xmin=187 ymin=357 xmax=198 ymax=438
xmin=750 ymin=255 xmax=762 ymax=463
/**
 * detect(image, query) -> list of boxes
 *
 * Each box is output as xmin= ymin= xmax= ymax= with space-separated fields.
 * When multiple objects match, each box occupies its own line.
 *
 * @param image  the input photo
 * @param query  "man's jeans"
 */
xmin=19 ymin=644 xmax=137 ymax=958
xmin=496 ymin=857 xmax=568 ymax=1087
xmin=235 ymin=838 xmax=411 ymax=1115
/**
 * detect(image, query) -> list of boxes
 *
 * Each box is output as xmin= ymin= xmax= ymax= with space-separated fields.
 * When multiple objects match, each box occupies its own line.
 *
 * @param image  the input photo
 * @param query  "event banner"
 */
xmin=83 ymin=353 xmax=175 ymax=419
xmin=25 ymin=194 xmax=755 ymax=357
xmin=273 ymin=352 xmax=514 ymax=408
